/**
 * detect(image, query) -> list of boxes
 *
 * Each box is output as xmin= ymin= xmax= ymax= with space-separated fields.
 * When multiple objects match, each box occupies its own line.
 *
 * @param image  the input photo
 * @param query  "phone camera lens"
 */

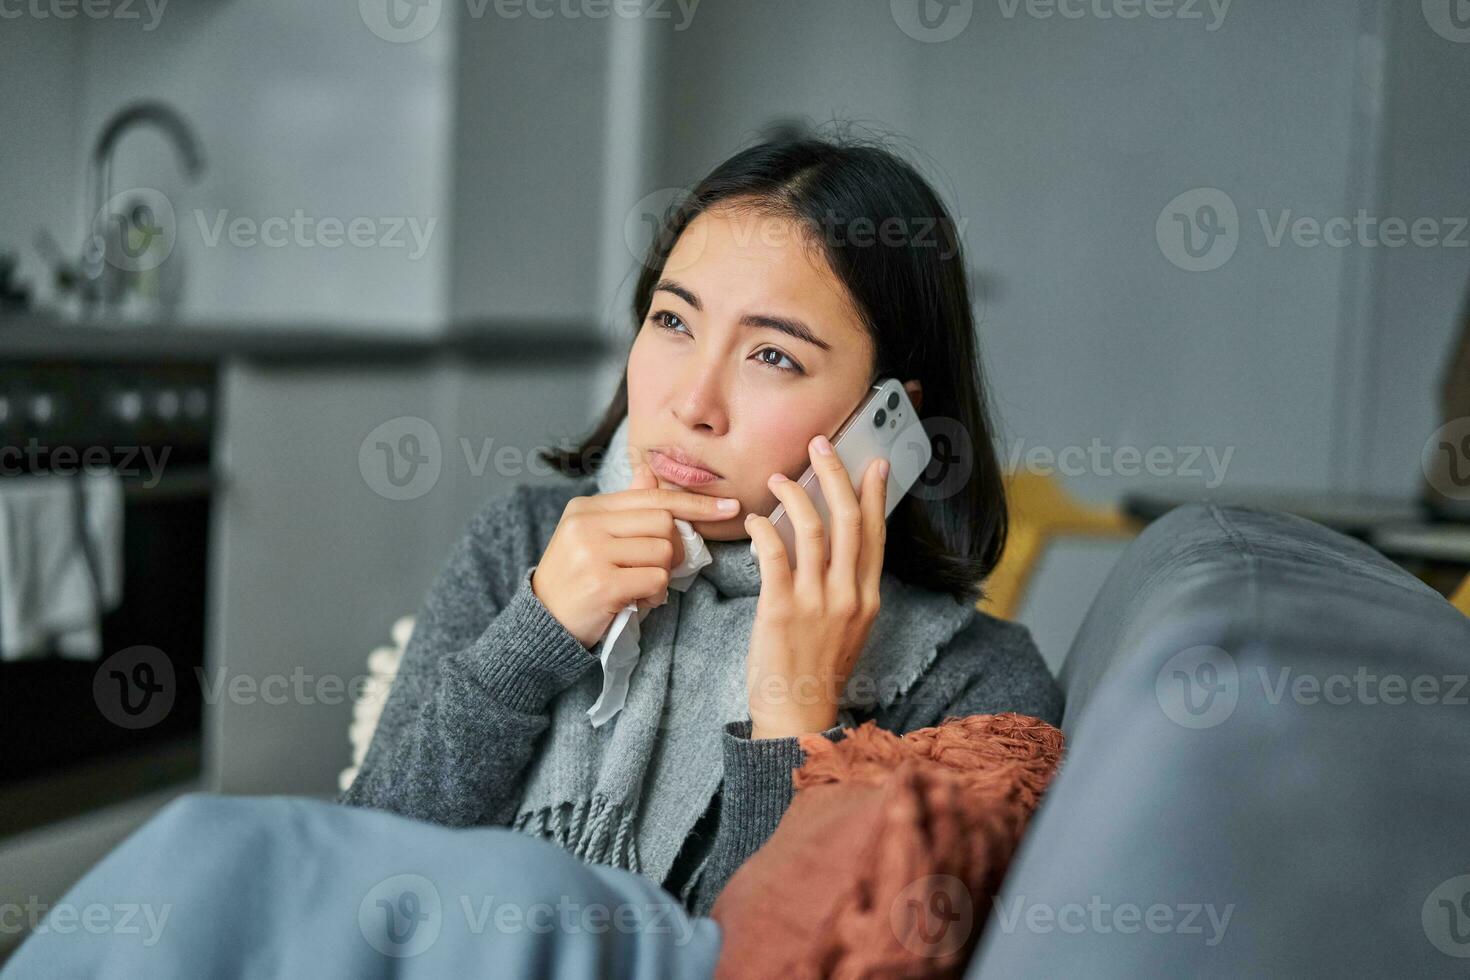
xmin=873 ymin=408 xmax=887 ymax=427
xmin=887 ymin=392 xmax=899 ymax=410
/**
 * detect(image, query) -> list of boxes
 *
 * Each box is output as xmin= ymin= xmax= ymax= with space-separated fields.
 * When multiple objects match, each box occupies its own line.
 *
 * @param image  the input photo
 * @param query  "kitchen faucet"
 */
xmin=78 ymin=100 xmax=207 ymax=316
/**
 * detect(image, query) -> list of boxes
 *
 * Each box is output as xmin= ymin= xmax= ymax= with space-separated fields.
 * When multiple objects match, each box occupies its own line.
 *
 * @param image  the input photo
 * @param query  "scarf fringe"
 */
xmin=512 ymin=794 xmax=642 ymax=873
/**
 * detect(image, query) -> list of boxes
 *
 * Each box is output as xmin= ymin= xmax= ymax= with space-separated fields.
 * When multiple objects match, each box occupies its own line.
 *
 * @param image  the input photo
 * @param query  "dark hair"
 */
xmin=538 ymin=131 xmax=1008 ymax=605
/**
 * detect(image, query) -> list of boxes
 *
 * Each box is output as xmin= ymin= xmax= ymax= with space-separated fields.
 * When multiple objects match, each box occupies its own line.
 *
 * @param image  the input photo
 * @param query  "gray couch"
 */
xmin=968 ymin=503 xmax=1470 ymax=977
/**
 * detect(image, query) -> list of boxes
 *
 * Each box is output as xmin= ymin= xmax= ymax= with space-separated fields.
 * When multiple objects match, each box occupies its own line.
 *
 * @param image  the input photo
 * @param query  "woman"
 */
xmin=339 ymin=132 xmax=1062 ymax=917
xmin=1 ymin=133 xmax=1062 ymax=977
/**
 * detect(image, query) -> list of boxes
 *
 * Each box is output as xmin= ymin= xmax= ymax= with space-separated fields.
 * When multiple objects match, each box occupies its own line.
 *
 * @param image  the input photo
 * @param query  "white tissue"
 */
xmin=586 ymin=517 xmax=712 ymax=727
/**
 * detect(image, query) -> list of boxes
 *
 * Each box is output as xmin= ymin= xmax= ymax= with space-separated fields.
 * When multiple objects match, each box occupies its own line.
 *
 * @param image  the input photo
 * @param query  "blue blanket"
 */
xmin=2 ymin=793 xmax=723 ymax=979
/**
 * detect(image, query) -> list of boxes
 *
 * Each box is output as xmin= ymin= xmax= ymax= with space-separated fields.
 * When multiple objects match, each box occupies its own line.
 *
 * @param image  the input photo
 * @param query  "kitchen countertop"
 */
xmin=0 ymin=312 xmax=616 ymax=366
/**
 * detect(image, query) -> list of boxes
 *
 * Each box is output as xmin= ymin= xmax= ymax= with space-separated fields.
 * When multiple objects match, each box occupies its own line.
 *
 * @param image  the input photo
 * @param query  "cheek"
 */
xmin=748 ymin=412 xmax=819 ymax=476
xmin=727 ymin=404 xmax=824 ymax=505
xmin=625 ymin=337 xmax=669 ymax=419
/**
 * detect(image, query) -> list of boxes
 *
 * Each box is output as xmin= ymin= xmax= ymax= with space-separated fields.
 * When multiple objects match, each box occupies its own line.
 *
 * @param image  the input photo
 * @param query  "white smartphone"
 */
xmin=749 ymin=377 xmax=932 ymax=567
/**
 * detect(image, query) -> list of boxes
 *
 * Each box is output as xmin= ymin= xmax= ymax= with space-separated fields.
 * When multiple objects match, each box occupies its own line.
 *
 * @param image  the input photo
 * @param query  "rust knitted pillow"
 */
xmin=710 ymin=712 xmax=1064 ymax=980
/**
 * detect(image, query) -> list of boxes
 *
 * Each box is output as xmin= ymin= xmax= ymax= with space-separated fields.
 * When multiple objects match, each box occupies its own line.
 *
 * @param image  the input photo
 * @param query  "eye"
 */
xmin=648 ymin=309 xmax=804 ymax=375
xmin=754 ymin=346 xmax=802 ymax=374
xmin=650 ymin=310 xmax=689 ymax=335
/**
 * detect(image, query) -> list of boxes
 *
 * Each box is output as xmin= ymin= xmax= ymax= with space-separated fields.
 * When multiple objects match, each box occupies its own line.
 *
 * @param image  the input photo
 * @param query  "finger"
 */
xmin=857 ymin=457 xmax=889 ymax=598
xmin=595 ymin=486 xmax=741 ymax=523
xmin=745 ymin=512 xmax=793 ymax=599
xmin=806 ymin=434 xmax=863 ymax=588
xmin=627 ymin=457 xmax=659 ymax=492
xmin=604 ymin=535 xmax=679 ymax=571
xmin=598 ymin=508 xmax=684 ymax=567
xmin=767 ymin=470 xmax=825 ymax=599
xmin=635 ymin=593 xmax=669 ymax=613
xmin=611 ymin=565 xmax=671 ymax=609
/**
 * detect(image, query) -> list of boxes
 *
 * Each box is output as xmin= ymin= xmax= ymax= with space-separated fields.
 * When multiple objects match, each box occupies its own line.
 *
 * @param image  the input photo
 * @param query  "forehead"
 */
xmin=664 ymin=204 xmax=870 ymax=348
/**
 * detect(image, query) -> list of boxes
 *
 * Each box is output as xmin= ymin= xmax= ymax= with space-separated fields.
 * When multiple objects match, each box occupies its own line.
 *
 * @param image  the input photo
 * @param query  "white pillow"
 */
xmin=338 ymin=614 xmax=415 ymax=792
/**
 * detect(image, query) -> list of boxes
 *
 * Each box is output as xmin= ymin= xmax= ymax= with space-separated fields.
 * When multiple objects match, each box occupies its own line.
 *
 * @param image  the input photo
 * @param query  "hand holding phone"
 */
xmin=750 ymin=377 xmax=931 ymax=567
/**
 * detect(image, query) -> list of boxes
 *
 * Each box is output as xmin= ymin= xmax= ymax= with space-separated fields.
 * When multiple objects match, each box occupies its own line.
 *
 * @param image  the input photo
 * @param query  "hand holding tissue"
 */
xmin=584 ymin=422 xmax=713 ymax=727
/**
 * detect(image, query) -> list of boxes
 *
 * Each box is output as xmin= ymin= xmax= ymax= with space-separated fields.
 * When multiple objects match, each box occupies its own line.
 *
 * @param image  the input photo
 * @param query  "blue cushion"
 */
xmin=969 ymin=504 xmax=1470 ymax=976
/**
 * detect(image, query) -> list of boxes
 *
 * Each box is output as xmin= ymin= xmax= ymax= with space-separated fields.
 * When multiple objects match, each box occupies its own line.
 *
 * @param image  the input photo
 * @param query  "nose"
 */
xmin=670 ymin=360 xmax=729 ymax=435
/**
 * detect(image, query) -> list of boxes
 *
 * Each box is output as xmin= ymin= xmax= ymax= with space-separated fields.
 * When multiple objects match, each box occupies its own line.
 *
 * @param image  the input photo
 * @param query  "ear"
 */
xmin=903 ymin=379 xmax=923 ymax=413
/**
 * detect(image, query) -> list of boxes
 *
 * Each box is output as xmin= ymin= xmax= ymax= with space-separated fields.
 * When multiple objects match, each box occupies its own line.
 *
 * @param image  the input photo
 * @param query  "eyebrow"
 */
xmin=653 ymin=278 xmax=834 ymax=353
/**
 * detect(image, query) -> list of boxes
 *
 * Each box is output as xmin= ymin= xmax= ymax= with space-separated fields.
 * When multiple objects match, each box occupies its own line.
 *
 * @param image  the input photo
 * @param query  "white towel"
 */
xmin=584 ymin=420 xmax=712 ymax=727
xmin=0 ymin=467 xmax=125 ymax=661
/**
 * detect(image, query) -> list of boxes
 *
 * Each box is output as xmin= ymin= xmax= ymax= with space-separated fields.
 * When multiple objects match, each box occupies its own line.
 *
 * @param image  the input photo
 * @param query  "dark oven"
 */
xmin=0 ymin=358 xmax=216 ymax=838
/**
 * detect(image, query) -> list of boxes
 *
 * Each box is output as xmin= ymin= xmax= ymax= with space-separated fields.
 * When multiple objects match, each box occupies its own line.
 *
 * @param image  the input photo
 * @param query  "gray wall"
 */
xmin=640 ymin=0 xmax=1469 ymax=667
xmin=0 ymin=17 xmax=84 ymax=309
xmin=3 ymin=1 xmax=455 ymax=327
xmin=1361 ymin=0 xmax=1470 ymax=496
xmin=207 ymin=358 xmax=599 ymax=795
xmin=448 ymin=10 xmax=611 ymax=323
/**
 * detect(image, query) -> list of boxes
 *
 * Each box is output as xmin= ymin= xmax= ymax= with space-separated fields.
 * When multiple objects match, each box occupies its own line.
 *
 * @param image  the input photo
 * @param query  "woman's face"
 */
xmin=625 ymin=203 xmax=877 ymax=541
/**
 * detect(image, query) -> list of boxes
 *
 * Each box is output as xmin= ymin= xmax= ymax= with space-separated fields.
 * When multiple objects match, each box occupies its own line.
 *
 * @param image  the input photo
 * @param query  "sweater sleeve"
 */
xmin=337 ymin=488 xmax=597 ymax=827
xmin=686 ymin=717 xmax=848 ymax=918
xmin=924 ymin=616 xmax=1064 ymax=729
xmin=687 ymin=615 xmax=1063 ymax=916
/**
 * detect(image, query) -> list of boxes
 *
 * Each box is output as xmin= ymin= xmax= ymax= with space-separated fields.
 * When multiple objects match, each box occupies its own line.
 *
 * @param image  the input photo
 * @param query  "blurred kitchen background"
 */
xmin=2 ymin=0 xmax=1468 ymax=956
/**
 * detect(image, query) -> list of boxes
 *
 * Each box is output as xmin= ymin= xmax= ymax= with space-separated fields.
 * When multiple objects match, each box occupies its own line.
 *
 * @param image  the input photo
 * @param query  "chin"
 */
xmin=692 ymin=519 xmax=746 ymax=541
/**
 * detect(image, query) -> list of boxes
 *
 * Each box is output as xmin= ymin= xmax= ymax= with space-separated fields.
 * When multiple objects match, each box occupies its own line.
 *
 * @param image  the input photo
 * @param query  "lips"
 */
xmin=647 ymin=448 xmax=721 ymax=487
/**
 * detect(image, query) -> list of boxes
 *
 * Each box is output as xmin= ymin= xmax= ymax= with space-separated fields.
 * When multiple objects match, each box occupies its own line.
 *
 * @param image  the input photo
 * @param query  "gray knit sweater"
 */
xmin=338 ymin=477 xmax=1063 ymax=917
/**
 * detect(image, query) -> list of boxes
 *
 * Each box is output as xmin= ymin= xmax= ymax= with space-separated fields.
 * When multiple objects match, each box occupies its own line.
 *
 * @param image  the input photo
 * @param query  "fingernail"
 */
xmin=718 ymin=497 xmax=740 ymax=512
xmin=769 ymin=472 xmax=787 ymax=484
xmin=813 ymin=434 xmax=832 ymax=455
xmin=879 ymin=459 xmax=890 ymax=478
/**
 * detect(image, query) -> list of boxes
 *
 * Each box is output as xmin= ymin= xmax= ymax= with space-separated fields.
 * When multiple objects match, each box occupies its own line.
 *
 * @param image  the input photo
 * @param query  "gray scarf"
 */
xmin=510 ymin=415 xmax=979 ymax=902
